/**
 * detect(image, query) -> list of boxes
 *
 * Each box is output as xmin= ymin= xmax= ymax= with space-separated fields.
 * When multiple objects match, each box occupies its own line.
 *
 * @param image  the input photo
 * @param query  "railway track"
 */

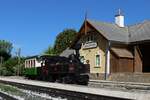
xmin=0 ymin=91 xmax=18 ymax=100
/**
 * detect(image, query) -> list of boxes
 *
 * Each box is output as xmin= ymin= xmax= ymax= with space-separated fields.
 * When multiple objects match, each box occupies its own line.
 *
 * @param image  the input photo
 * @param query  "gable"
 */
xmin=71 ymin=20 xmax=107 ymax=48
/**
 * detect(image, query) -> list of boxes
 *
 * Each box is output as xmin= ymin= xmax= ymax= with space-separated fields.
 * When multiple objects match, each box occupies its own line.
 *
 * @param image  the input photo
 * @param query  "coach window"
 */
xmin=30 ymin=60 xmax=31 ymax=68
xmin=26 ymin=61 xmax=27 ymax=68
xmin=30 ymin=60 xmax=32 ymax=67
xmin=28 ymin=61 xmax=30 ymax=68
xmin=26 ymin=61 xmax=29 ymax=67
xmin=28 ymin=61 xmax=29 ymax=68
xmin=25 ymin=61 xmax=26 ymax=68
xmin=33 ymin=60 xmax=35 ymax=67
xmin=32 ymin=60 xmax=34 ymax=67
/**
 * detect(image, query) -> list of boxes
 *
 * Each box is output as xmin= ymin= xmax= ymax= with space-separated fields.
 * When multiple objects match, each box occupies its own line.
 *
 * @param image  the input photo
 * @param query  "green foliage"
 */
xmin=0 ymin=40 xmax=25 ymax=76
xmin=43 ymin=46 xmax=56 ymax=55
xmin=54 ymin=29 xmax=77 ymax=54
xmin=0 ymin=40 xmax=13 ymax=61
xmin=0 ymin=57 xmax=25 ymax=76
xmin=44 ymin=29 xmax=77 ymax=55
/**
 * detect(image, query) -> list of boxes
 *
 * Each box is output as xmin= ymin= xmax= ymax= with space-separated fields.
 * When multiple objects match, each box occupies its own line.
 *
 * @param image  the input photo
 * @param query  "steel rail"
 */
xmin=0 ymin=91 xmax=18 ymax=100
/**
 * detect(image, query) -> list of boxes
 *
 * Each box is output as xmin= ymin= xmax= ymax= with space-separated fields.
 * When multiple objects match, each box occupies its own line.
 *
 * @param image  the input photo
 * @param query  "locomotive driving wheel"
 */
xmin=62 ymin=76 xmax=74 ymax=84
xmin=49 ymin=75 xmax=56 ymax=82
xmin=62 ymin=76 xmax=69 ymax=83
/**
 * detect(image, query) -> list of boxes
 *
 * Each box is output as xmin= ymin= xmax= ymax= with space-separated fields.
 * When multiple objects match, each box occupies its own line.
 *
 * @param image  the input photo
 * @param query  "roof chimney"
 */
xmin=115 ymin=9 xmax=124 ymax=27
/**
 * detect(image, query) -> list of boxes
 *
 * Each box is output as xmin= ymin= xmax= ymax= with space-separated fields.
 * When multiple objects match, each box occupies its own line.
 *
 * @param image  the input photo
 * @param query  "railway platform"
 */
xmin=0 ymin=77 xmax=150 ymax=100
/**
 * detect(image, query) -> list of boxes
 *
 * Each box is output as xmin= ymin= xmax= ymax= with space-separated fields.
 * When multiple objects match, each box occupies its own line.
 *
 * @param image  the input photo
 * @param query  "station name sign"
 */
xmin=83 ymin=42 xmax=97 ymax=49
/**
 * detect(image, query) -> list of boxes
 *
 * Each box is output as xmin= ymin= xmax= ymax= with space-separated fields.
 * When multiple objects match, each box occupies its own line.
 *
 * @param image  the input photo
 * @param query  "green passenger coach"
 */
xmin=24 ymin=55 xmax=42 ymax=79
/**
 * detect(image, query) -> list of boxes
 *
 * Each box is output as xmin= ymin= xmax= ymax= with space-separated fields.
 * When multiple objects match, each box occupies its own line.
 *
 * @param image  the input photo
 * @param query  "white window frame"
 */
xmin=95 ymin=52 xmax=101 ymax=67
xmin=86 ymin=35 xmax=95 ymax=43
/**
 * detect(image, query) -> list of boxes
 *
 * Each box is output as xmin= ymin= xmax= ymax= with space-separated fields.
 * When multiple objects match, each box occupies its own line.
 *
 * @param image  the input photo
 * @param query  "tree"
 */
xmin=54 ymin=29 xmax=77 ymax=55
xmin=0 ymin=57 xmax=18 ymax=76
xmin=0 ymin=40 xmax=13 ymax=61
xmin=0 ymin=57 xmax=25 ymax=76
xmin=43 ymin=46 xmax=56 ymax=55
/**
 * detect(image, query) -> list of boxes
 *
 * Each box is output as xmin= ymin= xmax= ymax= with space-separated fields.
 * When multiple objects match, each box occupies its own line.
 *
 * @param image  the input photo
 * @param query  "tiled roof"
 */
xmin=128 ymin=20 xmax=150 ymax=42
xmin=87 ymin=19 xmax=150 ymax=43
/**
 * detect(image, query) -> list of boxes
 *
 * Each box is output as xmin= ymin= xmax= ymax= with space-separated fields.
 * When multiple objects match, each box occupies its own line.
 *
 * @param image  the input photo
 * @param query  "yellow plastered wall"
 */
xmin=79 ymin=33 xmax=107 ymax=73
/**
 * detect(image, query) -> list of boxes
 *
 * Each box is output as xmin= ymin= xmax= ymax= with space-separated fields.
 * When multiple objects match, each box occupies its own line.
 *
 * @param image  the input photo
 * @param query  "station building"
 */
xmin=71 ymin=11 xmax=150 ymax=80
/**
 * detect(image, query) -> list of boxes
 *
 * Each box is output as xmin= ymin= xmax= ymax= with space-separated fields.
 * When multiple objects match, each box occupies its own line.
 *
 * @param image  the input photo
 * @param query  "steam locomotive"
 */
xmin=24 ymin=54 xmax=89 ymax=85
xmin=40 ymin=54 xmax=89 ymax=85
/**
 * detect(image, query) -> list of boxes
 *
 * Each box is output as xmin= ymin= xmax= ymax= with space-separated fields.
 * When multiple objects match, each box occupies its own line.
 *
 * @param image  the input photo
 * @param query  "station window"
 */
xmin=95 ymin=54 xmax=101 ymax=67
xmin=86 ymin=35 xmax=95 ymax=43
xmin=90 ymin=35 xmax=94 ymax=41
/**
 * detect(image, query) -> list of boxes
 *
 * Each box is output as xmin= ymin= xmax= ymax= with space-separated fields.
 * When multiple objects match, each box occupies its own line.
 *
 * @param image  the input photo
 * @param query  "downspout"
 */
xmin=105 ymin=41 xmax=111 ymax=80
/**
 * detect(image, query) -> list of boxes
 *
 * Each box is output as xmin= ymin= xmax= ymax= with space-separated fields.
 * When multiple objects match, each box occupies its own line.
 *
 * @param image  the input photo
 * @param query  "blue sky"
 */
xmin=0 ymin=0 xmax=150 ymax=56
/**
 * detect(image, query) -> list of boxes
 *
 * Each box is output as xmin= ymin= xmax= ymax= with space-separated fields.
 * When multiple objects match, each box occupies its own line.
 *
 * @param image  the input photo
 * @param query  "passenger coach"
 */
xmin=24 ymin=55 xmax=42 ymax=79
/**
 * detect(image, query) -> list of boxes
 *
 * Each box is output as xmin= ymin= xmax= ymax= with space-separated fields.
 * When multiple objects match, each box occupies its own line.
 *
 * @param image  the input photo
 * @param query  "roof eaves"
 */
xmin=25 ymin=55 xmax=39 ymax=60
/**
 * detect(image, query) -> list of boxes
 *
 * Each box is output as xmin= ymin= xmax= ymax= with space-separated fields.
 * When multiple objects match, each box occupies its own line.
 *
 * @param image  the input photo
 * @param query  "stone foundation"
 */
xmin=89 ymin=73 xmax=105 ymax=80
xmin=90 ymin=72 xmax=150 ymax=83
xmin=109 ymin=73 xmax=150 ymax=83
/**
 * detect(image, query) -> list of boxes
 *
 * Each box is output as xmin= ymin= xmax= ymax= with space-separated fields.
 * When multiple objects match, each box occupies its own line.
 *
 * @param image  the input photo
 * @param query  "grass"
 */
xmin=0 ymin=83 xmax=25 ymax=96
xmin=0 ymin=82 xmax=55 ymax=100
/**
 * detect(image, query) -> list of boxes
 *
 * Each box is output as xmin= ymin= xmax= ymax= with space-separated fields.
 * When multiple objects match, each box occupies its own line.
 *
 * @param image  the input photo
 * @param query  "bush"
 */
xmin=0 ymin=57 xmax=25 ymax=76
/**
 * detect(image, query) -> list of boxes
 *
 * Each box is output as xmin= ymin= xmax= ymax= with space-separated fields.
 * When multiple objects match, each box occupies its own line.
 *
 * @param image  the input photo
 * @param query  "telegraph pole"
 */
xmin=16 ymin=48 xmax=21 ymax=76
xmin=0 ymin=56 xmax=2 ymax=67
xmin=84 ymin=10 xmax=88 ymax=35
xmin=0 ymin=56 xmax=3 ymax=75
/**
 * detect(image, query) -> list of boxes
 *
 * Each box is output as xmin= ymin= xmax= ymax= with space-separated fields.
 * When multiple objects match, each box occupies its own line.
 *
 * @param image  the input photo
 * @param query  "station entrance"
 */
xmin=139 ymin=43 xmax=150 ymax=72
